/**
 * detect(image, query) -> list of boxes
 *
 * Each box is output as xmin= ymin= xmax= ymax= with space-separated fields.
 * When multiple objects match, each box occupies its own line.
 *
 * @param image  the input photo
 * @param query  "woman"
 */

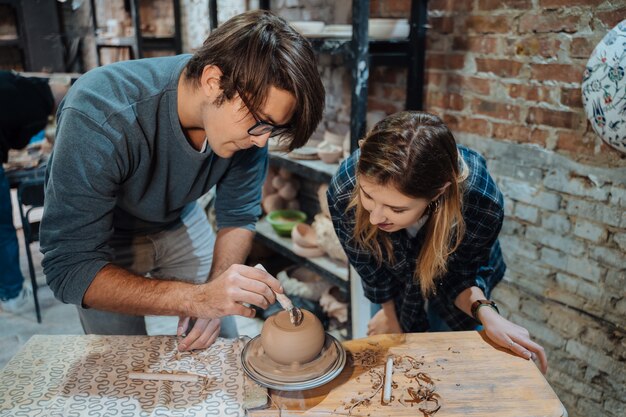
xmin=328 ymin=111 xmax=547 ymax=373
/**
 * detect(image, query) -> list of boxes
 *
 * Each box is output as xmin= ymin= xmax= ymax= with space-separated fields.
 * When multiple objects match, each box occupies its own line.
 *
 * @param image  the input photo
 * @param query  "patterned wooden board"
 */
xmin=0 ymin=335 xmax=248 ymax=417
xmin=248 ymin=331 xmax=567 ymax=417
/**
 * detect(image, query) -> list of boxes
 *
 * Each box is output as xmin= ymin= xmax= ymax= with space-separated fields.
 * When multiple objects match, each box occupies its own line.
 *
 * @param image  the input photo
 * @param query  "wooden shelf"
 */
xmin=255 ymin=217 xmax=349 ymax=292
xmin=269 ymin=151 xmax=340 ymax=183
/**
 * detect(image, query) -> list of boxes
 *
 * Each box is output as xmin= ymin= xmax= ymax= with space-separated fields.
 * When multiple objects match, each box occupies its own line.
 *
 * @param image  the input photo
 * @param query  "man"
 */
xmin=40 ymin=10 xmax=325 ymax=351
xmin=0 ymin=71 xmax=66 ymax=313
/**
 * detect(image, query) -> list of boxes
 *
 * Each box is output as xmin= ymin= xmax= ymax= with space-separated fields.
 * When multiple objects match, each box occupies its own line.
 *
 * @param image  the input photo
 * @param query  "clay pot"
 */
xmin=278 ymin=180 xmax=299 ymax=200
xmin=291 ymin=223 xmax=318 ymax=248
xmin=262 ymin=193 xmax=285 ymax=214
xmin=272 ymin=175 xmax=286 ymax=190
xmin=260 ymin=310 xmax=325 ymax=365
xmin=292 ymin=241 xmax=325 ymax=258
xmin=286 ymin=200 xmax=300 ymax=210
xmin=317 ymin=144 xmax=342 ymax=164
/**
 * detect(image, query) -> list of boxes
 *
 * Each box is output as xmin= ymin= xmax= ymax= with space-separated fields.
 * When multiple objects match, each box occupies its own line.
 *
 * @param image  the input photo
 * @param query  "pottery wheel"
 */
xmin=241 ymin=334 xmax=346 ymax=391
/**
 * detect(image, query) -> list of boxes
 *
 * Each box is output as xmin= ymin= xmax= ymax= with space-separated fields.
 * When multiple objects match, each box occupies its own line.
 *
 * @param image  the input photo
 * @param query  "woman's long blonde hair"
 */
xmin=348 ymin=111 xmax=467 ymax=296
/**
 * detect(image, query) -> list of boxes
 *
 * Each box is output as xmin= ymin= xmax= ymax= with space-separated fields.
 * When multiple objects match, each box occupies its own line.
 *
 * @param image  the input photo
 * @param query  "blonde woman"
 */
xmin=328 ymin=111 xmax=547 ymax=373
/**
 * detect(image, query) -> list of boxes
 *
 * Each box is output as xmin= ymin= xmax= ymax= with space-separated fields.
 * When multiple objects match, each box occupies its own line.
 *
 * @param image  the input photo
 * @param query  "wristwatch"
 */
xmin=470 ymin=299 xmax=499 ymax=323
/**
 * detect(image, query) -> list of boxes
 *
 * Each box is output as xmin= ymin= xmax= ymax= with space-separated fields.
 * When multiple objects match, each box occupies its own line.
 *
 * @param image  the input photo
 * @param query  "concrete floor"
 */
xmin=0 ymin=220 xmax=263 ymax=370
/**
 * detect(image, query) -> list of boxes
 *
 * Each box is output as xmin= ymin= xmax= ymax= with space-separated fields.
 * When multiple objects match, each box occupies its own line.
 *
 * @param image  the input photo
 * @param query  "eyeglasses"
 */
xmin=248 ymin=115 xmax=291 ymax=138
xmin=238 ymin=89 xmax=291 ymax=138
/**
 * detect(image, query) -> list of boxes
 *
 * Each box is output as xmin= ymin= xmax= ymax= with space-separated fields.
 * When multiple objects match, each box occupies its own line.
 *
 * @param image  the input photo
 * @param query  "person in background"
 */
xmin=327 ymin=111 xmax=548 ymax=373
xmin=40 ymin=10 xmax=324 ymax=351
xmin=0 ymin=71 xmax=67 ymax=313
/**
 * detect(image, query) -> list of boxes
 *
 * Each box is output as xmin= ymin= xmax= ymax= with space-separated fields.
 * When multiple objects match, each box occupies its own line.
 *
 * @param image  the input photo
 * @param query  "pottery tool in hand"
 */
xmin=254 ymin=264 xmax=303 ymax=326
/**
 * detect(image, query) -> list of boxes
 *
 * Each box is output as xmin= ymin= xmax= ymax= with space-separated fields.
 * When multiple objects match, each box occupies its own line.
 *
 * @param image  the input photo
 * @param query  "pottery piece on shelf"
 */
xmin=292 ymin=240 xmax=325 ymax=258
xmin=312 ymin=214 xmax=348 ymax=263
xmin=291 ymin=223 xmax=319 ymax=248
xmin=290 ymin=21 xmax=325 ymax=36
xmin=286 ymin=200 xmax=300 ymax=210
xmin=317 ymin=184 xmax=331 ymax=218
xmin=262 ymin=193 xmax=285 ymax=214
xmin=317 ymin=144 xmax=342 ymax=164
xmin=278 ymin=180 xmax=299 ymax=200
xmin=266 ymin=209 xmax=307 ymax=236
xmin=288 ymin=146 xmax=320 ymax=160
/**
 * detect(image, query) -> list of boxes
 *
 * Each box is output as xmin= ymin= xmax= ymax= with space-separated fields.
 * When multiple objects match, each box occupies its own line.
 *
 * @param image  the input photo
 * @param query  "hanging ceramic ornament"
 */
xmin=582 ymin=20 xmax=626 ymax=154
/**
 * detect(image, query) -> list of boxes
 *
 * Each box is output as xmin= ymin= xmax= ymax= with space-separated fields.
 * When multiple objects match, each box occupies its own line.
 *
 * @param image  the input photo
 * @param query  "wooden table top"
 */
xmin=248 ymin=331 xmax=567 ymax=417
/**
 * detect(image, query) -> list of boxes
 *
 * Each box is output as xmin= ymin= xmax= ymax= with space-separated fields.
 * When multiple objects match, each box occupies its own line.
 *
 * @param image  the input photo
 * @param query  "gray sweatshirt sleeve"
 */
xmin=40 ymin=108 xmax=124 ymax=305
xmin=214 ymin=145 xmax=268 ymax=231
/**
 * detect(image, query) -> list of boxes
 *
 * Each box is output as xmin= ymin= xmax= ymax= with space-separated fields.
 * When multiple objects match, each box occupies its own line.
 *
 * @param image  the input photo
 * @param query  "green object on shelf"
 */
xmin=266 ymin=210 xmax=307 ymax=237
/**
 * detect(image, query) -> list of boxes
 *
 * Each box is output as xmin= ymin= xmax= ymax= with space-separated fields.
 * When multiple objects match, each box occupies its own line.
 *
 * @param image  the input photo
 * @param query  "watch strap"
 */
xmin=471 ymin=299 xmax=499 ymax=323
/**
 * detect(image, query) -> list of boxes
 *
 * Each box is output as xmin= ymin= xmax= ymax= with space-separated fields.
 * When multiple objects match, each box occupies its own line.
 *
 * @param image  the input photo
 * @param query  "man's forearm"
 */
xmin=82 ymin=264 xmax=194 ymax=316
xmin=209 ymin=227 xmax=255 ymax=280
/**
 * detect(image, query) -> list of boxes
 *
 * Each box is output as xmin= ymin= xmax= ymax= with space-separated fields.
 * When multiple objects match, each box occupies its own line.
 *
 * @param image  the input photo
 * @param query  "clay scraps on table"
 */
xmin=338 ymin=344 xmax=442 ymax=417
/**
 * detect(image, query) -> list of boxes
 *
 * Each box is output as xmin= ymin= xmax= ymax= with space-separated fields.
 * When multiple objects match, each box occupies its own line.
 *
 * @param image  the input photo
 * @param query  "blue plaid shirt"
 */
xmin=328 ymin=145 xmax=506 ymax=332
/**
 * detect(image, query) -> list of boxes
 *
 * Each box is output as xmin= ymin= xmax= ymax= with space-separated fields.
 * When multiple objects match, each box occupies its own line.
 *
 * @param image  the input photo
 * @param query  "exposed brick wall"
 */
xmin=370 ymin=2 xmax=626 ymax=417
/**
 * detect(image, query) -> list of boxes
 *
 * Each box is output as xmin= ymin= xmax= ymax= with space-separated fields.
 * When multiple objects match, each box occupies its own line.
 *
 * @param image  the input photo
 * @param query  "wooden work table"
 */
xmin=248 ymin=331 xmax=567 ymax=417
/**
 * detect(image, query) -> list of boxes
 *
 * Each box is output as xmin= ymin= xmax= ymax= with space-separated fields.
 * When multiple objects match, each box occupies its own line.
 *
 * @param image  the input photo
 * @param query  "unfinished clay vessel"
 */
xmin=260 ymin=309 xmax=325 ymax=365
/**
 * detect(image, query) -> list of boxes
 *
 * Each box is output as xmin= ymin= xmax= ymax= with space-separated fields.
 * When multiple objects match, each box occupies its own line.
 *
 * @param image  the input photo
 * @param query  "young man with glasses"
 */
xmin=40 ymin=10 xmax=324 ymax=351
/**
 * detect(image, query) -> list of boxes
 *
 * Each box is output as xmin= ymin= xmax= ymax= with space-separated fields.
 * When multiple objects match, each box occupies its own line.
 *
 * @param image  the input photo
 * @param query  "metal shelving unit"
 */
xmin=91 ymin=0 xmax=182 ymax=65
xmin=256 ymin=218 xmax=349 ymax=292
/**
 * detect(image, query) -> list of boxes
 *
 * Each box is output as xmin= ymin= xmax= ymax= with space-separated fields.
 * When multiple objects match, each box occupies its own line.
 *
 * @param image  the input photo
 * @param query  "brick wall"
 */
xmin=369 ymin=2 xmax=626 ymax=417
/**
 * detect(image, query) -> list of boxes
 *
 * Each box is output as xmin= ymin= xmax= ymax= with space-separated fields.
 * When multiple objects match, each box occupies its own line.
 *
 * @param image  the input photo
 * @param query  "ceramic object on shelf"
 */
xmin=266 ymin=209 xmax=307 ymax=237
xmin=582 ymin=19 xmax=626 ymax=154
xmin=262 ymin=193 xmax=285 ymax=214
xmin=368 ymin=18 xmax=409 ymax=39
xmin=288 ymin=146 xmax=320 ymax=160
xmin=317 ymin=144 xmax=343 ymax=164
xmin=290 ymin=21 xmax=325 ymax=35
xmin=260 ymin=310 xmax=325 ymax=365
xmin=291 ymin=223 xmax=318 ymax=248
xmin=292 ymin=241 xmax=325 ymax=258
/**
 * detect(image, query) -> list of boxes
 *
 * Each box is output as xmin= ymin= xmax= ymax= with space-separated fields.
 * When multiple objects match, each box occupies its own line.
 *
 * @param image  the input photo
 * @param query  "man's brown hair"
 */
xmin=186 ymin=10 xmax=324 ymax=150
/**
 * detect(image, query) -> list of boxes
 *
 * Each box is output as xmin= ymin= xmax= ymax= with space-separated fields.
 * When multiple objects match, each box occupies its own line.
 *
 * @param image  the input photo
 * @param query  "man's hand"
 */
xmin=189 ymin=264 xmax=282 ymax=319
xmin=479 ymin=307 xmax=548 ymax=374
xmin=177 ymin=317 xmax=221 ymax=351
xmin=367 ymin=305 xmax=403 ymax=336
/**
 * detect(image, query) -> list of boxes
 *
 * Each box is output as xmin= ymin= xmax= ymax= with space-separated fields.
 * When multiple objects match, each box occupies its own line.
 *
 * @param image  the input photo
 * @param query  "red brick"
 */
xmin=370 ymin=67 xmax=400 ymax=84
xmin=382 ymin=85 xmax=407 ymax=102
xmin=555 ymin=130 xmax=597 ymax=154
xmin=476 ymin=58 xmax=524 ymax=77
xmin=595 ymin=8 xmax=626 ymax=30
xmin=570 ymin=37 xmax=597 ymax=59
xmin=429 ymin=0 xmax=472 ymax=12
xmin=465 ymin=16 xmax=512 ymax=34
xmin=561 ymin=87 xmax=582 ymax=108
xmin=381 ymin=0 xmax=411 ymax=15
xmin=427 ymin=91 xmax=465 ymax=111
xmin=519 ymin=12 xmax=581 ymax=34
xmin=478 ymin=0 xmax=531 ymax=9
xmin=426 ymin=36 xmax=448 ymax=52
xmin=444 ymin=114 xmax=491 ymax=135
xmin=507 ymin=83 xmax=552 ymax=103
xmin=511 ymin=36 xmax=561 ymax=59
xmin=472 ymin=99 xmax=521 ymax=121
xmin=368 ymin=98 xmax=403 ymax=115
xmin=452 ymin=36 xmax=500 ymax=54
xmin=540 ymin=0 xmax=603 ymax=7
xmin=527 ymin=107 xmax=583 ymax=129
xmin=429 ymin=16 xmax=455 ymax=34
xmin=531 ymin=63 xmax=585 ymax=84
xmin=427 ymin=53 xmax=466 ymax=71
xmin=492 ymin=123 xmax=548 ymax=146
xmin=424 ymin=71 xmax=445 ymax=88
xmin=446 ymin=74 xmax=492 ymax=95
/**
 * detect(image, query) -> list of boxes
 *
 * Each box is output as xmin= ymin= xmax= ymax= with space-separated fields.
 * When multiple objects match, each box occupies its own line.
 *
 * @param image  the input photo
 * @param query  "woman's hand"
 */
xmin=478 ymin=307 xmax=548 ymax=374
xmin=367 ymin=303 xmax=403 ymax=335
xmin=177 ymin=317 xmax=221 ymax=351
